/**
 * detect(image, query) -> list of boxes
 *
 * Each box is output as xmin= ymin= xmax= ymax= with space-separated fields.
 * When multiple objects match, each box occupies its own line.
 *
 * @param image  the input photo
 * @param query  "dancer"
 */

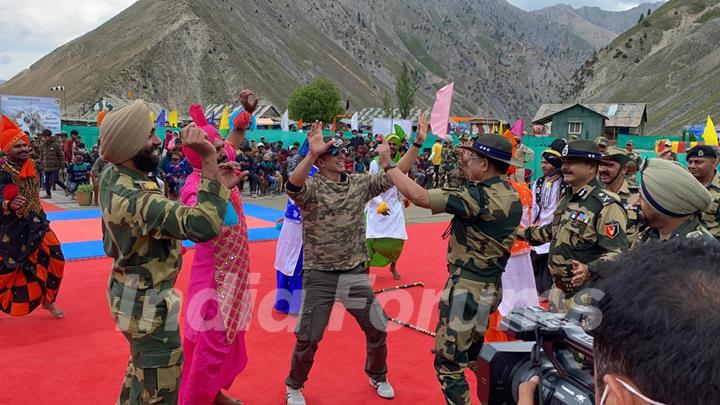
xmin=99 ymin=100 xmax=242 ymax=404
xmin=378 ymin=130 xmax=522 ymax=405
xmin=273 ymin=141 xmax=316 ymax=315
xmin=178 ymin=104 xmax=252 ymax=405
xmin=0 ymin=115 xmax=64 ymax=318
xmin=283 ymin=120 xmax=423 ymax=405
xmin=365 ymin=128 xmax=408 ymax=280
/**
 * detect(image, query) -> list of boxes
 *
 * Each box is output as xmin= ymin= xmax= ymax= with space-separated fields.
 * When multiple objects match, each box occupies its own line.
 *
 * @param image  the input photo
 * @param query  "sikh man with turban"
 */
xmin=98 ymin=100 xmax=244 ymax=404
xmin=365 ymin=128 xmax=409 ymax=280
xmin=686 ymin=145 xmax=720 ymax=239
xmin=0 ymin=115 xmax=65 ymax=318
xmin=633 ymin=159 xmax=713 ymax=245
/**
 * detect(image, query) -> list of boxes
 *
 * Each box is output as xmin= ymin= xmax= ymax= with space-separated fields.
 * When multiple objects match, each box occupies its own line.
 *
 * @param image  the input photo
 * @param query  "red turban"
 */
xmin=0 ymin=115 xmax=36 ymax=178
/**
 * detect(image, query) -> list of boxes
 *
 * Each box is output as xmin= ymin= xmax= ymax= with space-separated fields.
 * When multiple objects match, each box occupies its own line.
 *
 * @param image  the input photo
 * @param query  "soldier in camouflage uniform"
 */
xmin=624 ymin=140 xmax=642 ymax=188
xmin=633 ymin=158 xmax=713 ymax=246
xmin=439 ymin=139 xmax=460 ymax=188
xmin=517 ymin=140 xmax=628 ymax=313
xmin=686 ymin=145 xmax=720 ymax=239
xmin=98 ymin=100 xmax=243 ymax=405
xmin=599 ymin=146 xmax=641 ymax=245
xmin=380 ymin=134 xmax=522 ymax=405
xmin=283 ymin=119 xmax=425 ymax=405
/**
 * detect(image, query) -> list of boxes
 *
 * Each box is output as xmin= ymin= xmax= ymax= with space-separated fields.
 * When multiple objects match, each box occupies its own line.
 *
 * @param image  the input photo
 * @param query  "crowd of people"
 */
xmin=1 ymin=88 xmax=718 ymax=405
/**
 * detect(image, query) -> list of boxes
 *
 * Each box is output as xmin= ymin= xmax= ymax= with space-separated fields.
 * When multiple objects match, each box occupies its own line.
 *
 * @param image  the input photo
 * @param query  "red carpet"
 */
xmin=0 ymin=222 xmax=482 ymax=404
xmin=40 ymin=200 xmax=64 ymax=212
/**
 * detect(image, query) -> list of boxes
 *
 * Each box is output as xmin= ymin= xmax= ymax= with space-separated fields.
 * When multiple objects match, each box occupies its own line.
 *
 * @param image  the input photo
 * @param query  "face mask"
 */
xmin=600 ymin=377 xmax=667 ymax=405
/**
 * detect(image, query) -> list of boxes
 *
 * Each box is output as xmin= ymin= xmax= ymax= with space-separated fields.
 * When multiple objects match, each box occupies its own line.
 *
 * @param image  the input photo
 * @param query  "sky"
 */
xmin=0 ymin=0 xmax=659 ymax=80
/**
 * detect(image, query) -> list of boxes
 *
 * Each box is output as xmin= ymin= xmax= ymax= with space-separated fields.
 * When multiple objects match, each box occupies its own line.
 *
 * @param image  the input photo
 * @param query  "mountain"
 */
xmin=0 ymin=0 xmax=611 ymax=120
xmin=530 ymin=2 xmax=664 ymax=49
xmin=0 ymin=80 xmax=5 ymax=85
xmin=563 ymin=0 xmax=720 ymax=134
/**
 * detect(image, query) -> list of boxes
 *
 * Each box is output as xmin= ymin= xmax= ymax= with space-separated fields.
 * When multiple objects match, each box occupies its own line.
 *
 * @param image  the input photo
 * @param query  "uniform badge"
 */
xmin=136 ymin=181 xmax=159 ymax=191
xmin=562 ymin=145 xmax=569 ymax=156
xmin=605 ymin=221 xmax=620 ymax=238
xmin=698 ymin=150 xmax=705 ymax=157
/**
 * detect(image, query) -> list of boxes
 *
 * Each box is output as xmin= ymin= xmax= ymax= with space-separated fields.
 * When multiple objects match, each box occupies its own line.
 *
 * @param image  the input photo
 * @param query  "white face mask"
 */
xmin=600 ymin=377 xmax=667 ymax=405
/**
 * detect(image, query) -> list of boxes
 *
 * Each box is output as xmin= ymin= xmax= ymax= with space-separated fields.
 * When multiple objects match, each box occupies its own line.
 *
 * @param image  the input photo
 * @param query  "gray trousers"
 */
xmin=285 ymin=265 xmax=389 ymax=389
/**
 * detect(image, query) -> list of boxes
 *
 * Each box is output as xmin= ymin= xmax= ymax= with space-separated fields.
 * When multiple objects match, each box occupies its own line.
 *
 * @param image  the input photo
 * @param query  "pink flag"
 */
xmin=511 ymin=119 xmax=524 ymax=139
xmin=431 ymin=82 xmax=454 ymax=140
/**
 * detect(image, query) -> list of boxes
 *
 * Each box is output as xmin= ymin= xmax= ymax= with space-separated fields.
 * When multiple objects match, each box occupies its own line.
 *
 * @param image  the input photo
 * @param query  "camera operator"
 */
xmin=518 ymin=236 xmax=720 ymax=404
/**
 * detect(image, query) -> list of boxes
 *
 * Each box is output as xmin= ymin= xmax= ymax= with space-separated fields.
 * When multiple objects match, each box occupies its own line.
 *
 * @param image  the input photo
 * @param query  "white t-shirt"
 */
xmin=365 ymin=160 xmax=408 ymax=240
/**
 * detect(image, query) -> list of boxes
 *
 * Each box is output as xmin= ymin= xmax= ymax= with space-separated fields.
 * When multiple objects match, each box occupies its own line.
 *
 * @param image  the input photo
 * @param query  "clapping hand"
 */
xmin=307 ymin=121 xmax=333 ymax=157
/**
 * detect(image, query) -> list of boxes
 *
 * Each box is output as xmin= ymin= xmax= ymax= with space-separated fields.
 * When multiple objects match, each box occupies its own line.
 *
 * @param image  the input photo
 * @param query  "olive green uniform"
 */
xmin=100 ymin=164 xmax=229 ymax=405
xmin=428 ymin=178 xmax=522 ymax=405
xmin=518 ymin=179 xmax=628 ymax=313
xmin=700 ymin=171 xmax=720 ymax=239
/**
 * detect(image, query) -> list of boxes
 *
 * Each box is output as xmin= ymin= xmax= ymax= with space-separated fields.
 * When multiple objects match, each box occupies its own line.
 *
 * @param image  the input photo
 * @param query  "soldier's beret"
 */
xmin=601 ymin=146 xmax=631 ymax=166
xmin=594 ymin=136 xmax=609 ymax=147
xmin=561 ymin=140 xmax=602 ymax=162
xmin=686 ymin=145 xmax=718 ymax=160
xmin=640 ymin=158 xmax=711 ymax=217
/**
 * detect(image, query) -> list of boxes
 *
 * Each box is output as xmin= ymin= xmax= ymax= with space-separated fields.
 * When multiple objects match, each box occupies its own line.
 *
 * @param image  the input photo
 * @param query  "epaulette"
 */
xmin=134 ymin=180 xmax=161 ymax=192
xmin=593 ymin=188 xmax=621 ymax=206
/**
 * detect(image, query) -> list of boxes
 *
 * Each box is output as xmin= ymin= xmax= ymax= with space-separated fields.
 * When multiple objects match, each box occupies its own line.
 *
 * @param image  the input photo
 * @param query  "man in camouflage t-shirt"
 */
xmin=283 ymin=120 xmax=425 ymax=405
xmin=379 ymin=131 xmax=522 ymax=405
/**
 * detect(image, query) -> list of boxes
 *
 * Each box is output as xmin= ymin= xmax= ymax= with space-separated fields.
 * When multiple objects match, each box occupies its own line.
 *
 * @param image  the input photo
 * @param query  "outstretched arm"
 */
xmin=378 ymin=136 xmax=431 ymax=208
xmin=396 ymin=111 xmax=428 ymax=174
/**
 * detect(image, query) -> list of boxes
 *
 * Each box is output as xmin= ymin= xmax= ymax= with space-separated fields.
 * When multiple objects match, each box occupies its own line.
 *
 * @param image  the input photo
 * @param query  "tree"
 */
xmin=288 ymin=78 xmax=345 ymax=123
xmin=395 ymin=62 xmax=420 ymax=119
xmin=382 ymin=89 xmax=392 ymax=118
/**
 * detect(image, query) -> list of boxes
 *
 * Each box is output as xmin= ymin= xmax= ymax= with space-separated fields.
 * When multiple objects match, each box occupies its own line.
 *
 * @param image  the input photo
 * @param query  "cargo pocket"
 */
xmin=295 ymin=306 xmax=315 ymax=341
xmin=434 ymin=323 xmax=457 ymax=361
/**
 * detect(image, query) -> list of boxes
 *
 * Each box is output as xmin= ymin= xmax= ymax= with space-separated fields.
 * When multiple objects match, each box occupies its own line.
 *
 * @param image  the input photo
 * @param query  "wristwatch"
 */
xmin=383 ymin=162 xmax=397 ymax=172
xmin=412 ymin=141 xmax=423 ymax=149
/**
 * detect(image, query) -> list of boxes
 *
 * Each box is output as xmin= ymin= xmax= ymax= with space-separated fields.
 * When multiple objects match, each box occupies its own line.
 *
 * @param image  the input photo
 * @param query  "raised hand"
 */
xmin=239 ymin=90 xmax=258 ymax=114
xmin=307 ymin=121 xmax=333 ymax=157
xmin=376 ymin=136 xmax=392 ymax=166
xmin=416 ymin=111 xmax=428 ymax=145
xmin=218 ymin=161 xmax=247 ymax=189
xmin=181 ymin=124 xmax=216 ymax=158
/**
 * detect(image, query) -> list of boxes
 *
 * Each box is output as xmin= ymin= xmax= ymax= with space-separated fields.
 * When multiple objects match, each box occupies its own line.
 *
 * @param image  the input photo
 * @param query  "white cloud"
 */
xmin=0 ymin=0 xmax=137 ymax=80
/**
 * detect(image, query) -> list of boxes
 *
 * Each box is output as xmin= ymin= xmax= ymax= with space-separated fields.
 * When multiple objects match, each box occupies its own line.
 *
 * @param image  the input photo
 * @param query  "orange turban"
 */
xmin=502 ymin=129 xmax=518 ymax=176
xmin=0 ymin=115 xmax=36 ymax=178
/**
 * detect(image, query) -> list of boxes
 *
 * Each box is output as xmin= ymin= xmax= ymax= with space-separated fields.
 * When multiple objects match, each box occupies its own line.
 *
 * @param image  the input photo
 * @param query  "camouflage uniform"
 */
xmin=285 ymin=171 xmax=393 ymax=389
xmin=428 ymin=177 xmax=522 ymax=405
xmin=100 ymin=164 xmax=229 ymax=405
xmin=700 ymin=171 xmax=720 ymax=239
xmin=625 ymin=151 xmax=642 ymax=188
xmin=518 ymin=178 xmax=628 ymax=313
xmin=439 ymin=143 xmax=460 ymax=188
xmin=633 ymin=216 xmax=712 ymax=247
xmin=616 ymin=180 xmax=641 ymax=246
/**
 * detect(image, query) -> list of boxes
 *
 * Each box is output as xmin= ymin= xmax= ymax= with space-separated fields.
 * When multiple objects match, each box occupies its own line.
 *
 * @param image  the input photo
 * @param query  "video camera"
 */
xmin=477 ymin=306 xmax=597 ymax=405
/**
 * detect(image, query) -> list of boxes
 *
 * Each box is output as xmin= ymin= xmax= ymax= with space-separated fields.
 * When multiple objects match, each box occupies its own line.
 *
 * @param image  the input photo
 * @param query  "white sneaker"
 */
xmin=370 ymin=378 xmax=395 ymax=399
xmin=286 ymin=386 xmax=306 ymax=405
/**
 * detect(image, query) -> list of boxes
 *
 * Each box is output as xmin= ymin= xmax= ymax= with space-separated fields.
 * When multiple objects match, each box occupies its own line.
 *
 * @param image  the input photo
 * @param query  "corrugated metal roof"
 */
xmin=533 ymin=103 xmax=647 ymax=128
xmin=356 ymin=107 xmax=431 ymax=126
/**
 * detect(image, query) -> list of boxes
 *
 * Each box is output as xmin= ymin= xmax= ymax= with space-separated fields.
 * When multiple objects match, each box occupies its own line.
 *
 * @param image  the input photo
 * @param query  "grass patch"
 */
xmin=696 ymin=9 xmax=720 ymax=24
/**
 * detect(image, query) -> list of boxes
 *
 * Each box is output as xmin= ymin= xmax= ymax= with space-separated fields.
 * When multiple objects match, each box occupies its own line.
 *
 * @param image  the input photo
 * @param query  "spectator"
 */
xmin=64 ymin=130 xmax=80 ymax=164
xmin=66 ymin=152 xmax=91 ymax=198
xmin=39 ymin=129 xmax=67 ymax=198
xmin=259 ymin=152 xmax=279 ymax=195
xmin=247 ymin=150 xmax=261 ymax=197
xmin=235 ymin=149 xmax=250 ymax=193
xmin=164 ymin=150 xmax=192 ymax=199
xmin=76 ymin=143 xmax=95 ymax=165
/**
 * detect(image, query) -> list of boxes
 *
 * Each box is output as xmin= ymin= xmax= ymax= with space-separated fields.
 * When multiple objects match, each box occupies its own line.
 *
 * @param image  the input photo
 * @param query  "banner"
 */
xmin=280 ymin=110 xmax=289 ymax=132
xmin=372 ymin=118 xmax=412 ymax=137
xmin=0 ymin=94 xmax=61 ymax=134
xmin=430 ymin=82 xmax=454 ymax=140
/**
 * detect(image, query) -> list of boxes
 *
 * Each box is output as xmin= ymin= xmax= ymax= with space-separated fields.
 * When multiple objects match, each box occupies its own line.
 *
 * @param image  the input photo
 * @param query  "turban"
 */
xmin=640 ymin=158 xmax=711 ymax=217
xmin=99 ymin=100 xmax=153 ymax=164
xmin=0 ymin=115 xmax=36 ymax=178
xmin=183 ymin=104 xmax=235 ymax=169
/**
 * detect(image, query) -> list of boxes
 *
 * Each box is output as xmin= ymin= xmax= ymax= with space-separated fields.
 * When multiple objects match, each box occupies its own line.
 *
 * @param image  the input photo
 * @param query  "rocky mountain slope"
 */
xmin=564 ymin=0 xmax=720 ymax=134
xmin=0 ymin=0 xmax=651 ymax=120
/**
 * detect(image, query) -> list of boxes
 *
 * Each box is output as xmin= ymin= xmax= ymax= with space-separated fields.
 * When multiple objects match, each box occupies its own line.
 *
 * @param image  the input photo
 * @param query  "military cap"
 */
xmin=459 ymin=134 xmax=514 ymax=164
xmin=561 ymin=139 xmax=603 ymax=162
xmin=686 ymin=145 xmax=719 ymax=160
xmin=541 ymin=138 xmax=566 ymax=168
xmin=594 ymin=136 xmax=609 ymax=147
xmin=640 ymin=159 xmax=711 ymax=217
xmin=568 ymin=134 xmax=580 ymax=141
xmin=601 ymin=146 xmax=631 ymax=166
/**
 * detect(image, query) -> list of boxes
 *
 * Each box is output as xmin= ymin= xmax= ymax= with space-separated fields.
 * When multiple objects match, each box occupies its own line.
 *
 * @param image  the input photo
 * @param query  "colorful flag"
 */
xmin=97 ymin=110 xmax=107 ymax=126
xmin=702 ymin=116 xmax=718 ymax=146
xmin=155 ymin=109 xmax=166 ymax=128
xmin=281 ymin=110 xmax=290 ymax=132
xmin=511 ymin=119 xmax=524 ymax=138
xmin=149 ymin=111 xmax=155 ymax=125
xmin=168 ymin=111 xmax=178 ymax=127
xmin=219 ymin=105 xmax=230 ymax=130
xmin=297 ymin=118 xmax=303 ymax=130
xmin=209 ymin=111 xmax=216 ymax=126
xmin=430 ymin=82 xmax=454 ymax=140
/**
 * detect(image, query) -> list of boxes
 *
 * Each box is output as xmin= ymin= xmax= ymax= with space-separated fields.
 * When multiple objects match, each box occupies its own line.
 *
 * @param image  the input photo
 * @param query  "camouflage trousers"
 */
xmin=548 ymin=285 xmax=592 ymax=314
xmin=434 ymin=265 xmax=501 ymax=405
xmin=107 ymin=278 xmax=183 ymax=405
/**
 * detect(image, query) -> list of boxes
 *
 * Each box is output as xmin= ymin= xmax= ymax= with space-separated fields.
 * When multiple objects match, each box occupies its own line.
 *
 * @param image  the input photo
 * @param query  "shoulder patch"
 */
xmin=134 ymin=180 xmax=161 ymax=192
